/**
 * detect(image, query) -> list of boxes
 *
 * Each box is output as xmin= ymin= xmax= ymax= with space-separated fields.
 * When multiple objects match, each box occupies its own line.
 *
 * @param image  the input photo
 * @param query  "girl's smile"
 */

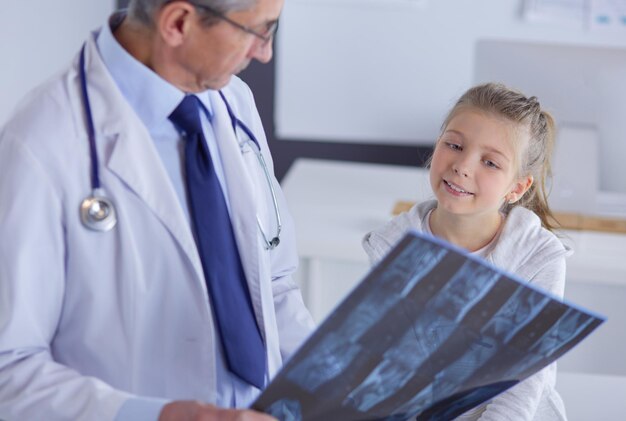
xmin=442 ymin=179 xmax=474 ymax=196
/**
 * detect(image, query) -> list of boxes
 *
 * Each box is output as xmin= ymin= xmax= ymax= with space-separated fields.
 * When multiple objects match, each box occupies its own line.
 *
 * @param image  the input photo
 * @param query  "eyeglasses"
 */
xmin=191 ymin=2 xmax=279 ymax=45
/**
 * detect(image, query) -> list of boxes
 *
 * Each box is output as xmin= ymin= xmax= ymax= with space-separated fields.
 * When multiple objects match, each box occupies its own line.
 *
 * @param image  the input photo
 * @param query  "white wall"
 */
xmin=275 ymin=0 xmax=626 ymax=195
xmin=0 ymin=0 xmax=115 ymax=125
xmin=276 ymin=0 xmax=626 ymax=144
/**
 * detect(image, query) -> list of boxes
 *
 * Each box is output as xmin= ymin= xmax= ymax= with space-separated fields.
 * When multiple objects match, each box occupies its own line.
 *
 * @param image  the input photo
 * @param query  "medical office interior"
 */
xmin=1 ymin=0 xmax=626 ymax=419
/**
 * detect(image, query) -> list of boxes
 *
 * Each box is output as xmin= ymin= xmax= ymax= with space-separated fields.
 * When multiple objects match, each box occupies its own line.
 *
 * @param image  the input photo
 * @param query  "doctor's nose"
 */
xmin=250 ymin=37 xmax=274 ymax=64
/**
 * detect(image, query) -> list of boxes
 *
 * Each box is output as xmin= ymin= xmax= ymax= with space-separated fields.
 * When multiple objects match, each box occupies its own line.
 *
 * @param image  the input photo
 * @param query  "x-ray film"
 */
xmin=252 ymin=230 xmax=605 ymax=420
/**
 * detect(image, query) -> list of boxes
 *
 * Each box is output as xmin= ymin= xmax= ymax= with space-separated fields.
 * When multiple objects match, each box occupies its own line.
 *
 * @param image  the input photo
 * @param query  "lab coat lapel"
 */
xmin=106 ymin=130 xmax=203 ymax=275
xmin=83 ymin=38 xmax=204 ymax=283
xmin=208 ymin=90 xmax=265 ymax=334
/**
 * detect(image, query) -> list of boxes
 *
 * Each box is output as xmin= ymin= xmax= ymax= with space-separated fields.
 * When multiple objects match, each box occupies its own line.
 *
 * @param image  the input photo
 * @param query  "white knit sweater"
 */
xmin=363 ymin=200 xmax=570 ymax=421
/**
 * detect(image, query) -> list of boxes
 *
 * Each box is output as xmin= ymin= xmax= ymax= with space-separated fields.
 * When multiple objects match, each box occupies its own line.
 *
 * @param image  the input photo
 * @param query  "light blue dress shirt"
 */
xmin=97 ymin=14 xmax=260 ymax=421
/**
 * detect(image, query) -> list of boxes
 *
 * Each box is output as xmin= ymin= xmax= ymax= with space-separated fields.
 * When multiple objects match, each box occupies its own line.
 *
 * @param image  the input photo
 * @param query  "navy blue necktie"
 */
xmin=169 ymin=95 xmax=266 ymax=388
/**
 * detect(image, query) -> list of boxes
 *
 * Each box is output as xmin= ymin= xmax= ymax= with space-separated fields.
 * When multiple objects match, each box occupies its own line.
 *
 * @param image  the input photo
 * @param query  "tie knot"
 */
xmin=169 ymin=95 xmax=203 ymax=136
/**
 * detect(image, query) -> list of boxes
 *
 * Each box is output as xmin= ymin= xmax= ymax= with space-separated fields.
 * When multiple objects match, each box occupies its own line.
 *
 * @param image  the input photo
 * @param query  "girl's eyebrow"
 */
xmin=443 ymin=129 xmax=465 ymax=139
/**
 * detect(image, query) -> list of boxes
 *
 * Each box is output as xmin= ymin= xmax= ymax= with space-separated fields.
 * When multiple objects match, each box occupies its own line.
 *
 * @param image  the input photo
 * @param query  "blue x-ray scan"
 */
xmin=253 ymin=231 xmax=605 ymax=421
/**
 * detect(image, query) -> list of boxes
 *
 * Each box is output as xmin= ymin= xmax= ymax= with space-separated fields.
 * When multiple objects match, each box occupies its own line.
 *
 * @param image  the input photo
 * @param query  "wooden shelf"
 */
xmin=391 ymin=201 xmax=626 ymax=235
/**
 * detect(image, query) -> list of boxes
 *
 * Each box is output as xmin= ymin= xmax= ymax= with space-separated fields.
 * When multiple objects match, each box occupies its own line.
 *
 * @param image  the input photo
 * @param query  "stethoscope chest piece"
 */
xmin=80 ymin=190 xmax=117 ymax=232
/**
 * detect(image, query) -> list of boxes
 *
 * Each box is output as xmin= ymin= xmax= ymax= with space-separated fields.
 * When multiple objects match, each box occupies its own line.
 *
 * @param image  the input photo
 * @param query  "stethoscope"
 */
xmin=78 ymin=45 xmax=281 ymax=250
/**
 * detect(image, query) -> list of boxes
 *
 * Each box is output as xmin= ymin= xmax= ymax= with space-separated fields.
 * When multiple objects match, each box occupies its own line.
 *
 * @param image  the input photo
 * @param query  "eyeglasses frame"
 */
xmin=190 ymin=2 xmax=279 ymax=45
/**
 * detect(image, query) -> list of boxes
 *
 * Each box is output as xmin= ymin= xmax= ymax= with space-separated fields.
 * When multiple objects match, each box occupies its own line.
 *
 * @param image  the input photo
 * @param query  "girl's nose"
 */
xmin=453 ymin=162 xmax=470 ymax=178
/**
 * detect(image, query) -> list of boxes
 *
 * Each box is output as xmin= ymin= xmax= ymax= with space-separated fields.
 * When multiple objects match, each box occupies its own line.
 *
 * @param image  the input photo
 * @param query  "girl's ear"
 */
xmin=506 ymin=175 xmax=534 ymax=204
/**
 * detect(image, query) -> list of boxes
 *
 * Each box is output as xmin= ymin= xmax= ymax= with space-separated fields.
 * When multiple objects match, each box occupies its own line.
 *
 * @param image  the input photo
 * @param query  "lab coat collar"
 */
xmin=96 ymin=16 xmax=216 ymax=132
xmin=79 ymin=34 xmax=265 ymax=334
xmin=96 ymin=14 xmax=184 ymax=132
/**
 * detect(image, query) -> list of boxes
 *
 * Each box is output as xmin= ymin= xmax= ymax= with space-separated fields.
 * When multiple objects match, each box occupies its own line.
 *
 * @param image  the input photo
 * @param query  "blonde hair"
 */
xmin=439 ymin=82 xmax=558 ymax=231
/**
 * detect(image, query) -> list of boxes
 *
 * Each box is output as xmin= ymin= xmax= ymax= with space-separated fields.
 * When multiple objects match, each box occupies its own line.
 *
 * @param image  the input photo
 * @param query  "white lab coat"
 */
xmin=0 ymin=33 xmax=314 ymax=420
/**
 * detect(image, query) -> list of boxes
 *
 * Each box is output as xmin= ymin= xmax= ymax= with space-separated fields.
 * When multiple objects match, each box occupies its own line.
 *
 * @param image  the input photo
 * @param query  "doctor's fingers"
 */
xmin=158 ymin=400 xmax=277 ymax=421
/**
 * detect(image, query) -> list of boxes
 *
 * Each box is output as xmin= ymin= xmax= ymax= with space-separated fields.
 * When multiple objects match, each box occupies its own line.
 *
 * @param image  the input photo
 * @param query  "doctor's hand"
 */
xmin=159 ymin=401 xmax=277 ymax=421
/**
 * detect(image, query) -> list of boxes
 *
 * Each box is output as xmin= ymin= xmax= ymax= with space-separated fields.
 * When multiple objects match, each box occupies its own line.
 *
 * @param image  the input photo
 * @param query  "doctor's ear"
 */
xmin=156 ymin=1 xmax=196 ymax=47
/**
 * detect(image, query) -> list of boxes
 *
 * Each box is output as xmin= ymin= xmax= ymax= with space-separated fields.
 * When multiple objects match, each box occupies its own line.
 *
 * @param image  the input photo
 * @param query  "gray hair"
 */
xmin=128 ymin=0 xmax=257 ymax=27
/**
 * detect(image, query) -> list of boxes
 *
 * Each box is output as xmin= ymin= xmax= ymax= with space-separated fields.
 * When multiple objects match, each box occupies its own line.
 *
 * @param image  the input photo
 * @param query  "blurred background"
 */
xmin=2 ymin=1 xmax=626 ymax=419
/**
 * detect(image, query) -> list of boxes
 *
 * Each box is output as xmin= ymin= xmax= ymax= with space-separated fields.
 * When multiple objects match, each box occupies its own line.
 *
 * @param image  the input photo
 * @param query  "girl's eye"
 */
xmin=446 ymin=142 xmax=461 ymax=151
xmin=484 ymin=160 xmax=500 ymax=169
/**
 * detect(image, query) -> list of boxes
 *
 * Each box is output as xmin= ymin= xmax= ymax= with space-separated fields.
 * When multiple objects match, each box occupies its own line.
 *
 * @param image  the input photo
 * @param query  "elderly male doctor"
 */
xmin=0 ymin=0 xmax=315 ymax=420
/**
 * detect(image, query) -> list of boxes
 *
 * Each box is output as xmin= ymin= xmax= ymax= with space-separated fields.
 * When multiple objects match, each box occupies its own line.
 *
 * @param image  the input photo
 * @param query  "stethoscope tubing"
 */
xmin=79 ymin=45 xmax=102 ymax=191
xmin=79 ymin=43 xmax=280 ymax=247
xmin=219 ymin=91 xmax=259 ymax=149
xmin=219 ymin=92 xmax=282 ymax=248
xmin=79 ymin=45 xmax=118 ymax=232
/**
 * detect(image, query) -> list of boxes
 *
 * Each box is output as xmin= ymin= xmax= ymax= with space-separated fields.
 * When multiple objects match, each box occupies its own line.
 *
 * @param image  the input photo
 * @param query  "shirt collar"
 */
xmin=96 ymin=11 xmax=214 ymax=129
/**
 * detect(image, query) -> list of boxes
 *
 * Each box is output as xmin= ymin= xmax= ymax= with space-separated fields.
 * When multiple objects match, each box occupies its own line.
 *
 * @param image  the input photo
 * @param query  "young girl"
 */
xmin=363 ymin=83 xmax=569 ymax=420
